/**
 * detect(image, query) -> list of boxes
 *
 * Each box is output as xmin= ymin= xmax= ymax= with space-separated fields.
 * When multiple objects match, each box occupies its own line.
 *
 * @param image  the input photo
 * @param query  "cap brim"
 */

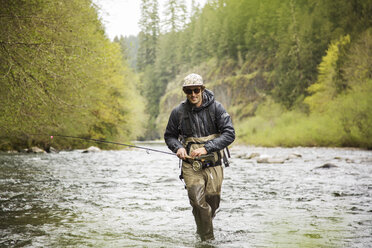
xmin=183 ymin=84 xmax=204 ymax=88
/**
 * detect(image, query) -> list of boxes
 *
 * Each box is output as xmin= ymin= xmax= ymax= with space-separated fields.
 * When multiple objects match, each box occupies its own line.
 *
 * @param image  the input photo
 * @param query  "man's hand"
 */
xmin=176 ymin=147 xmax=188 ymax=160
xmin=191 ymin=147 xmax=207 ymax=158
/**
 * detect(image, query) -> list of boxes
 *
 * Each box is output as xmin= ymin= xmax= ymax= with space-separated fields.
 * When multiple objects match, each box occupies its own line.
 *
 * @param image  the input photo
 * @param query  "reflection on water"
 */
xmin=1 ymin=145 xmax=371 ymax=247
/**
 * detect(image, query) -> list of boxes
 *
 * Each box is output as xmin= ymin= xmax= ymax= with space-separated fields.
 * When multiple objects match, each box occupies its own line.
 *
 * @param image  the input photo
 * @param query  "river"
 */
xmin=1 ymin=144 xmax=371 ymax=247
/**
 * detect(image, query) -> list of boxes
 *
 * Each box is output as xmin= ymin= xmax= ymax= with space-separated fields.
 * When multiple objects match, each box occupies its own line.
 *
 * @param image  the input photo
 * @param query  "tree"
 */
xmin=162 ymin=0 xmax=187 ymax=33
xmin=137 ymin=0 xmax=159 ymax=70
xmin=304 ymin=35 xmax=351 ymax=112
xmin=0 ymin=0 xmax=146 ymax=149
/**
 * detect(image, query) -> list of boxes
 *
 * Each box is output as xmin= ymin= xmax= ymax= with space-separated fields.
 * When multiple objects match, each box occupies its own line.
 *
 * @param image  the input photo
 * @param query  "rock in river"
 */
xmin=237 ymin=152 xmax=260 ymax=160
xmin=287 ymin=153 xmax=302 ymax=159
xmin=46 ymin=146 xmax=59 ymax=153
xmin=248 ymin=152 xmax=261 ymax=159
xmin=82 ymin=146 xmax=101 ymax=153
xmin=30 ymin=147 xmax=46 ymax=153
xmin=315 ymin=163 xmax=338 ymax=169
xmin=256 ymin=157 xmax=286 ymax=164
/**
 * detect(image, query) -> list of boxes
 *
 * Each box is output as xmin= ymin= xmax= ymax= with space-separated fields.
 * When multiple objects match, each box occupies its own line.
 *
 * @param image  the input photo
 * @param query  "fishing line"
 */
xmin=47 ymin=134 xmax=175 ymax=156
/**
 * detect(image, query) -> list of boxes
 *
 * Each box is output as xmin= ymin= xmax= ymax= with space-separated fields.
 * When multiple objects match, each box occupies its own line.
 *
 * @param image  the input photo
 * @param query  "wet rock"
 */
xmin=330 ymin=156 xmax=355 ymax=163
xmin=236 ymin=154 xmax=246 ymax=159
xmin=82 ymin=146 xmax=101 ymax=153
xmin=332 ymin=192 xmax=342 ymax=197
xmin=256 ymin=157 xmax=268 ymax=163
xmin=256 ymin=157 xmax=286 ymax=164
xmin=287 ymin=153 xmax=302 ymax=159
xmin=45 ymin=146 xmax=59 ymax=153
xmin=236 ymin=152 xmax=260 ymax=159
xmin=247 ymin=152 xmax=260 ymax=159
xmin=315 ymin=163 xmax=338 ymax=169
xmin=333 ymin=192 xmax=347 ymax=197
xmin=30 ymin=146 xmax=46 ymax=153
xmin=7 ymin=150 xmax=18 ymax=154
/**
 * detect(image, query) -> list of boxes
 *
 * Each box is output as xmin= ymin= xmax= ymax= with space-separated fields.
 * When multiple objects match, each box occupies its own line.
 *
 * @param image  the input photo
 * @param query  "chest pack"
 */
xmin=184 ymin=134 xmax=223 ymax=171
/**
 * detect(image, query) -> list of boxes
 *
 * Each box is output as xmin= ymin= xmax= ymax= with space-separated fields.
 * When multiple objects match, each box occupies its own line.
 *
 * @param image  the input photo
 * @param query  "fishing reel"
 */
xmin=192 ymin=160 xmax=203 ymax=171
xmin=190 ymin=154 xmax=216 ymax=172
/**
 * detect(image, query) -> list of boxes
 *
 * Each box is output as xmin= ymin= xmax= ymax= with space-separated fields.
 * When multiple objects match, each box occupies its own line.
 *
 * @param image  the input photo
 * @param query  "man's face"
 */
xmin=184 ymin=87 xmax=203 ymax=107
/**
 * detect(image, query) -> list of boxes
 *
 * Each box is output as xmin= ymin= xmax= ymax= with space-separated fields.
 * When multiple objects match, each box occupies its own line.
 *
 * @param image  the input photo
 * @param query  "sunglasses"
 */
xmin=183 ymin=88 xmax=201 ymax=95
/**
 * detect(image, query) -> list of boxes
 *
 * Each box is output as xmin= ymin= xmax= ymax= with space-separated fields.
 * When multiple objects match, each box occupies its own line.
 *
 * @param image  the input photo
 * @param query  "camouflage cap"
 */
xmin=182 ymin=73 xmax=204 ymax=88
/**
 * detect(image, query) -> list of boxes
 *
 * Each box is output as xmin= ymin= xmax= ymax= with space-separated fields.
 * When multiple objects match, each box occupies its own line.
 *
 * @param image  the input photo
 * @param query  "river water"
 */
xmin=1 ymin=144 xmax=371 ymax=247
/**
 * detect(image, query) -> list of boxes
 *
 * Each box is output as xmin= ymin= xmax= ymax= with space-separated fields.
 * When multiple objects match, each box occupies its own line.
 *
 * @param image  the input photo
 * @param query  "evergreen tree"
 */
xmin=163 ymin=0 xmax=187 ymax=33
xmin=137 ymin=0 xmax=159 ymax=70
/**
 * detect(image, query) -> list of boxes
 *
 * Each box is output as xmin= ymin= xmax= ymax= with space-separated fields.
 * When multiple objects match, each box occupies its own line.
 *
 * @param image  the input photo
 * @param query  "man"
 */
xmin=164 ymin=73 xmax=235 ymax=241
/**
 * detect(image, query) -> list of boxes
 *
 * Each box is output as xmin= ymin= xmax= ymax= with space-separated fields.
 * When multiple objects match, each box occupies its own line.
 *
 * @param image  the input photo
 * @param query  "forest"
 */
xmin=128 ymin=0 xmax=372 ymax=148
xmin=0 ymin=0 xmax=146 ymax=150
xmin=1 ymin=0 xmax=371 ymax=150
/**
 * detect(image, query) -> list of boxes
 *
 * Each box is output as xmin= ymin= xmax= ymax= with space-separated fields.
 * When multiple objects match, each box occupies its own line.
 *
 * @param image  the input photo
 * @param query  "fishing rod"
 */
xmin=49 ymin=134 xmax=175 ymax=156
xmin=38 ymin=134 xmax=215 ymax=173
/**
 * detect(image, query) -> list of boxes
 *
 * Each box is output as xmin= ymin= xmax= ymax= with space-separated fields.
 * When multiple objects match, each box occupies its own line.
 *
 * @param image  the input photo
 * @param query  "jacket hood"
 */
xmin=186 ymin=89 xmax=215 ymax=112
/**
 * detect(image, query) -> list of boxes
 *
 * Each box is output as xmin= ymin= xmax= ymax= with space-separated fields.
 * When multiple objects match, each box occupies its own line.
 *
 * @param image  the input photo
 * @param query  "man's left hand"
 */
xmin=191 ymin=147 xmax=207 ymax=158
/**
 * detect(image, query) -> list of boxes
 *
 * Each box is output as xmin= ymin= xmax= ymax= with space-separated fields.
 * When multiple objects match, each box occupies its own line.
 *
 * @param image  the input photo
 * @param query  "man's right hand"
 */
xmin=176 ymin=147 xmax=188 ymax=160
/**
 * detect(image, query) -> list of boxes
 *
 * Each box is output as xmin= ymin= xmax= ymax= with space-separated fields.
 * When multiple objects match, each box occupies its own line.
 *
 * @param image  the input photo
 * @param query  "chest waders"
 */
xmin=180 ymin=134 xmax=224 ymax=241
xmin=176 ymin=101 xmax=231 ymax=241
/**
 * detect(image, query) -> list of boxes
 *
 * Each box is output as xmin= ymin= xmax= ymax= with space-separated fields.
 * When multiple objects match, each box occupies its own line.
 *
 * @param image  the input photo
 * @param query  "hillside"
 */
xmin=146 ymin=0 xmax=372 ymax=148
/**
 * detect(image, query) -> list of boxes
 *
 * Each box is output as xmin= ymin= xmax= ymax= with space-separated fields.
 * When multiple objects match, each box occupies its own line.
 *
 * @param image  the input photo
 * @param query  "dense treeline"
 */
xmin=0 ymin=0 xmax=146 ymax=150
xmin=137 ymin=0 xmax=371 ymax=148
xmin=114 ymin=35 xmax=139 ymax=70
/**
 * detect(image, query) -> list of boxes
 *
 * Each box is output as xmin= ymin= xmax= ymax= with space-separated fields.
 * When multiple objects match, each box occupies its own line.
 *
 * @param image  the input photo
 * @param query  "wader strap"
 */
xmin=206 ymin=102 xmax=217 ymax=134
xmin=223 ymin=150 xmax=229 ymax=167
xmin=179 ymin=159 xmax=186 ymax=189
xmin=216 ymin=151 xmax=222 ymax=166
xmin=226 ymin=147 xmax=231 ymax=158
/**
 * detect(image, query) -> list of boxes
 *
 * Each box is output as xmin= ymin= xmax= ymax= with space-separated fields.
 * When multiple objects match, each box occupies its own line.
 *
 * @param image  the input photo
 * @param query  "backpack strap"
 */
xmin=206 ymin=102 xmax=217 ymax=134
xmin=206 ymin=102 xmax=231 ymax=167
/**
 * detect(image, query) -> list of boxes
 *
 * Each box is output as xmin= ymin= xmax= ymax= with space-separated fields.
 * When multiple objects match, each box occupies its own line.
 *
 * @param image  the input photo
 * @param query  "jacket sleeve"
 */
xmin=164 ymin=107 xmax=184 ymax=153
xmin=204 ymin=102 xmax=235 ymax=153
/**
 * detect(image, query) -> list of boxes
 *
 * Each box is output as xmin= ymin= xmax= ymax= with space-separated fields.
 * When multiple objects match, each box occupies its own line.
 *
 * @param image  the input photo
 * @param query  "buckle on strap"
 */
xmin=184 ymin=154 xmax=221 ymax=172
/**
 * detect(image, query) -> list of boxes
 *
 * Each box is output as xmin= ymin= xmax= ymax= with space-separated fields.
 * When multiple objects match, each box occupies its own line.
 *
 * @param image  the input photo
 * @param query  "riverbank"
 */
xmin=235 ymin=94 xmax=372 ymax=150
xmin=1 ymin=137 xmax=371 ymax=155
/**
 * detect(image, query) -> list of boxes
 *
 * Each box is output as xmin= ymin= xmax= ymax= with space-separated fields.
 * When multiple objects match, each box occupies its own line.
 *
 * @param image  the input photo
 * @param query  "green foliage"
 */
xmin=0 ymin=0 xmax=146 ymax=150
xmin=304 ymin=35 xmax=351 ymax=112
xmin=163 ymin=0 xmax=187 ymax=32
xmin=236 ymin=80 xmax=372 ymax=149
xmin=136 ymin=0 xmax=372 ymax=148
xmin=342 ymin=29 xmax=372 ymax=87
xmin=113 ymin=35 xmax=139 ymax=70
xmin=137 ymin=0 xmax=159 ymax=70
xmin=331 ymin=82 xmax=372 ymax=148
xmin=236 ymin=28 xmax=372 ymax=149
xmin=236 ymin=99 xmax=342 ymax=147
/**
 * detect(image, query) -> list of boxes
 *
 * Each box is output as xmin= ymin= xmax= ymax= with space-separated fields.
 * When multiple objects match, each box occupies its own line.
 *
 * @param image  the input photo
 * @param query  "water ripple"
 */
xmin=0 ymin=146 xmax=371 ymax=247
